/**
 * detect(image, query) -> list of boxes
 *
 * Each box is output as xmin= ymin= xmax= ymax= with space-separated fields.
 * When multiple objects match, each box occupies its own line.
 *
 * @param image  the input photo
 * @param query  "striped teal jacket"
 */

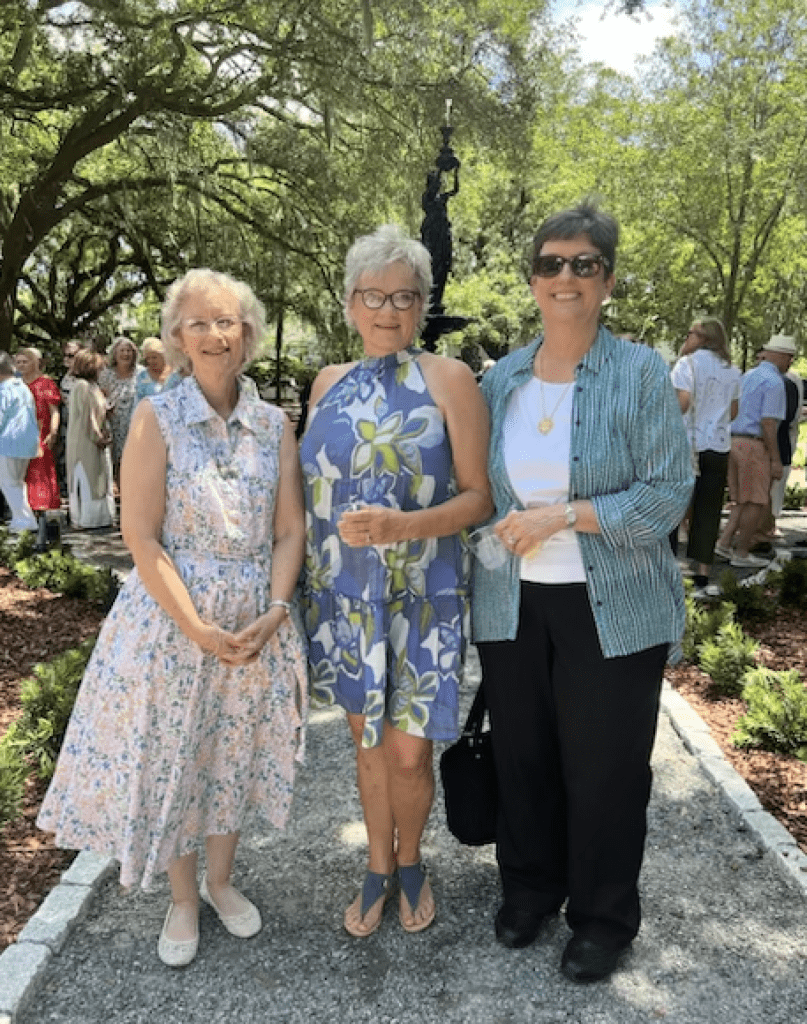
xmin=472 ymin=326 xmax=694 ymax=658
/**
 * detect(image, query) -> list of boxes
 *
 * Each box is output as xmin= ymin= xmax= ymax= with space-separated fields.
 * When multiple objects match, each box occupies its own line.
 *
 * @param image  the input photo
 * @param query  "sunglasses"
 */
xmin=533 ymin=253 xmax=609 ymax=278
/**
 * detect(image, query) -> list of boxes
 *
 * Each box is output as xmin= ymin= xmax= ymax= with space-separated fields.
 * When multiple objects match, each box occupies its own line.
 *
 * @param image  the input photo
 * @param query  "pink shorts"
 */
xmin=728 ymin=437 xmax=771 ymax=505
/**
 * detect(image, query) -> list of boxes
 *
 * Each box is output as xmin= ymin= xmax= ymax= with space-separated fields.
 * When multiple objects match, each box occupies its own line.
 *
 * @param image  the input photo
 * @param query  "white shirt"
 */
xmin=503 ymin=377 xmax=586 ymax=584
xmin=670 ymin=349 xmax=741 ymax=453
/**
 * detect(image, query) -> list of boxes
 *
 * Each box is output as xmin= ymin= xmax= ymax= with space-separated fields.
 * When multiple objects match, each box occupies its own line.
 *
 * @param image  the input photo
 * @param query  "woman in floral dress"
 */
xmin=99 ymin=336 xmax=139 ymax=482
xmin=14 ymin=347 xmax=61 ymax=550
xmin=39 ymin=269 xmax=308 ymax=968
xmin=299 ymin=225 xmax=492 ymax=937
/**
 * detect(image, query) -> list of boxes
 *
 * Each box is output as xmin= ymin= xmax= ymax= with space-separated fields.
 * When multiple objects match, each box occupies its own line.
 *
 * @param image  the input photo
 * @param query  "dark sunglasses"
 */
xmin=533 ymin=253 xmax=609 ymax=279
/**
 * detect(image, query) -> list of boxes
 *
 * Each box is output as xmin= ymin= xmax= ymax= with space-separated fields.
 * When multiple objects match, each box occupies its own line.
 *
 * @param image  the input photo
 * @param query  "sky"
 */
xmin=552 ymin=0 xmax=681 ymax=75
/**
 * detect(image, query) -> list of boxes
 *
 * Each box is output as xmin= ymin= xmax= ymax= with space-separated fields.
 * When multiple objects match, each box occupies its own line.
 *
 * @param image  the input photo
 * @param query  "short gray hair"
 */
xmin=343 ymin=224 xmax=433 ymax=329
xmin=161 ymin=268 xmax=267 ymax=373
xmin=0 ymin=351 xmax=15 ymax=376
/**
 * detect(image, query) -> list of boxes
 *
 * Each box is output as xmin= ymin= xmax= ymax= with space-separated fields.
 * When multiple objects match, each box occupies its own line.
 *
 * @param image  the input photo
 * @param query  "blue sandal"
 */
xmin=344 ymin=870 xmax=394 ymax=937
xmin=398 ymin=862 xmax=435 ymax=933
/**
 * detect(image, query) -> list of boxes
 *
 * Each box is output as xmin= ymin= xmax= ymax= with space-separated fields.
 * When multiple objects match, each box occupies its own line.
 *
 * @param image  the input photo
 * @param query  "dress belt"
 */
xmin=733 ymin=433 xmax=762 ymax=440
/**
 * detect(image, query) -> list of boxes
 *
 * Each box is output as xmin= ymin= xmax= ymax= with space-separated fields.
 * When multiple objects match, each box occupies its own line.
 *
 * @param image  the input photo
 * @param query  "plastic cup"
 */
xmin=467 ymin=524 xmax=508 ymax=570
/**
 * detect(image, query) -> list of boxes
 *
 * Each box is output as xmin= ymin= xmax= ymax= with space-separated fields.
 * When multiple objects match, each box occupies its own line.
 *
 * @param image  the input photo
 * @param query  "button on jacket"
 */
xmin=472 ymin=327 xmax=694 ymax=658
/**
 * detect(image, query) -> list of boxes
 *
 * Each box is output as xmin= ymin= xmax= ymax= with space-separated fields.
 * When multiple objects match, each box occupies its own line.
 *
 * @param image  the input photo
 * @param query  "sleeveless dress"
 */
xmin=98 ymin=367 xmax=137 ymax=474
xmin=38 ymin=376 xmax=308 ymax=889
xmin=299 ymin=346 xmax=468 ymax=749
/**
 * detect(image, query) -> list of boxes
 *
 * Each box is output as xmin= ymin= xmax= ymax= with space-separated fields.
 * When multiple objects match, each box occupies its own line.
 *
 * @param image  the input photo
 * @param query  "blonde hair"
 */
xmin=160 ymin=268 xmax=266 ymax=373
xmin=141 ymin=337 xmax=165 ymax=360
xmin=15 ymin=346 xmax=43 ymax=368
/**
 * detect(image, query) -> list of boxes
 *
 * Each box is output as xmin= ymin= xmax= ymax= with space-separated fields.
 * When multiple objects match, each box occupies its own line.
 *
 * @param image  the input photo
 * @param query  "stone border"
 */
xmin=1 ymin=690 xmax=805 ymax=1022
xmin=661 ymin=681 xmax=807 ymax=897
xmin=0 ymin=852 xmax=115 ymax=1023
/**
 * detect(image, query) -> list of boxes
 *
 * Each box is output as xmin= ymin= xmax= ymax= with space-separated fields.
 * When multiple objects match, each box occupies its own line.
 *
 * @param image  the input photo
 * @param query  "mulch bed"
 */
xmin=1 ymin=567 xmax=806 ymax=952
xmin=0 ymin=567 xmax=106 ymax=952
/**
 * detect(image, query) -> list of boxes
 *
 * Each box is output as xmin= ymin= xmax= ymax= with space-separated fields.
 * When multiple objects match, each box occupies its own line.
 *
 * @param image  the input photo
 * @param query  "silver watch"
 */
xmin=564 ymin=503 xmax=577 ymax=527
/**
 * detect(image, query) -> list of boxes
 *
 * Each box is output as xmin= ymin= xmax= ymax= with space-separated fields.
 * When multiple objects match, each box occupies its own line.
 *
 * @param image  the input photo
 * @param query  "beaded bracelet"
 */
xmin=268 ymin=599 xmax=292 ymax=615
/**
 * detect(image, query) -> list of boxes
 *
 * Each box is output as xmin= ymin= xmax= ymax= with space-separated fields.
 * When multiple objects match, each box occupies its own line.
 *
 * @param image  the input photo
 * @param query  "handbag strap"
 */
xmin=461 ymin=683 xmax=488 ymax=737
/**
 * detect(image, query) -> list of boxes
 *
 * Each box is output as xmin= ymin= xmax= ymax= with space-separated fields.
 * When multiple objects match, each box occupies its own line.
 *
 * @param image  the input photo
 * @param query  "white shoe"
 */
xmin=200 ymin=873 xmax=262 ymax=938
xmin=713 ymin=544 xmax=733 ymax=560
xmin=730 ymin=552 xmax=771 ymax=568
xmin=158 ymin=903 xmax=199 ymax=968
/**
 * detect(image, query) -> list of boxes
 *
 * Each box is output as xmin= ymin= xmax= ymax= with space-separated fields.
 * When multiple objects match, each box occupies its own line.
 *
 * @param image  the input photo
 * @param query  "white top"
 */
xmin=503 ymin=377 xmax=586 ymax=584
xmin=670 ymin=349 xmax=741 ymax=453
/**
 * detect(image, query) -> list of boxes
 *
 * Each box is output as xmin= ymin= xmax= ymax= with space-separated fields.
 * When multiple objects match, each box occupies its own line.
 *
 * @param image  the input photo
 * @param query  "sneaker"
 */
xmin=713 ymin=544 xmax=733 ymax=560
xmin=730 ymin=552 xmax=771 ymax=568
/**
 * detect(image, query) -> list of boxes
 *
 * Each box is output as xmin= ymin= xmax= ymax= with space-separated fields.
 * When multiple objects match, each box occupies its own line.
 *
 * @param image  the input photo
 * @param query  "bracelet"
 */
xmin=268 ymin=599 xmax=292 ymax=615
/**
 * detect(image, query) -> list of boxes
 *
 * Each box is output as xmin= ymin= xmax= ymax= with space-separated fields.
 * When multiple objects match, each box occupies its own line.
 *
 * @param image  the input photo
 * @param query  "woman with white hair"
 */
xmin=134 ymin=336 xmax=181 ymax=404
xmin=299 ymin=225 xmax=492 ymax=937
xmin=99 ymin=336 xmax=139 ymax=480
xmin=0 ymin=351 xmax=39 ymax=531
xmin=39 ymin=269 xmax=308 ymax=968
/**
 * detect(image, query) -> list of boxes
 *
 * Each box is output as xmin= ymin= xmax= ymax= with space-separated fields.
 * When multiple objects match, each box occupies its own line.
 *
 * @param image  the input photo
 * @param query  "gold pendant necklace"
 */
xmin=537 ymin=351 xmax=574 ymax=434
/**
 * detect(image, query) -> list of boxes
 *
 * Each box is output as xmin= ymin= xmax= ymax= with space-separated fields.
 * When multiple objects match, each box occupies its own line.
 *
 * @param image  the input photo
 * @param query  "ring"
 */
xmin=507 ymin=534 xmax=515 ymax=545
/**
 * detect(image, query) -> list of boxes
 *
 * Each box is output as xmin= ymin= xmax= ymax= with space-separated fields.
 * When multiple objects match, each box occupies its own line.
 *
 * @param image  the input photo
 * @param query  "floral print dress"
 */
xmin=98 ymin=367 xmax=137 ymax=474
xmin=38 ymin=376 xmax=308 ymax=889
xmin=299 ymin=346 xmax=468 ymax=749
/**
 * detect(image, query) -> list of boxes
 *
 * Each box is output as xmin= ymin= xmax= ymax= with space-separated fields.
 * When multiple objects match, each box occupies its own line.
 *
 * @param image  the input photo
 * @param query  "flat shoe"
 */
xmin=158 ymin=903 xmax=199 ymax=968
xmin=561 ymin=935 xmax=624 ymax=983
xmin=398 ymin=862 xmax=435 ymax=934
xmin=494 ymin=905 xmax=547 ymax=949
xmin=200 ymin=873 xmax=262 ymax=938
xmin=713 ymin=544 xmax=733 ymax=560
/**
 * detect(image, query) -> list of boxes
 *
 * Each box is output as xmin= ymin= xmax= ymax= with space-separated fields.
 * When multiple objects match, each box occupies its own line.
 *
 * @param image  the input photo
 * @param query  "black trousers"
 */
xmin=477 ymin=582 xmax=666 ymax=951
xmin=686 ymin=450 xmax=729 ymax=566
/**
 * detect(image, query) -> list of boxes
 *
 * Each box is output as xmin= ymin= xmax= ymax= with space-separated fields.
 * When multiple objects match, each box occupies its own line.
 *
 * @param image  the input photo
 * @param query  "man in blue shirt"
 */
xmin=715 ymin=334 xmax=794 ymax=566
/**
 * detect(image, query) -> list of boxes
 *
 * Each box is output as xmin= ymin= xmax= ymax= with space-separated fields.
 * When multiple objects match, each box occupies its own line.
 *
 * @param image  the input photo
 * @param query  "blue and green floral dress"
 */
xmin=300 ymin=346 xmax=468 ymax=749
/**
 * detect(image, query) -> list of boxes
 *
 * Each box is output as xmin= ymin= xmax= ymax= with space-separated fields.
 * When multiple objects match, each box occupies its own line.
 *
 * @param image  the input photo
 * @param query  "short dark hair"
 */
xmin=531 ymin=202 xmax=619 ymax=277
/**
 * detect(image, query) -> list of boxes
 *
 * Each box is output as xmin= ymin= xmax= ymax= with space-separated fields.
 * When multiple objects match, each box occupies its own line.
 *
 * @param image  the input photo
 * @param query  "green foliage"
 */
xmin=698 ymin=621 xmax=759 ymax=697
xmin=778 ymin=557 xmax=807 ymax=610
xmin=0 ymin=726 xmax=26 ymax=830
xmin=717 ymin=570 xmax=775 ymax=622
xmin=0 ymin=526 xmax=35 ymax=568
xmin=682 ymin=588 xmax=735 ymax=663
xmin=13 ymin=640 xmax=96 ymax=782
xmin=13 ymin=550 xmax=119 ymax=610
xmin=783 ymin=482 xmax=807 ymax=510
xmin=734 ymin=668 xmax=807 ymax=762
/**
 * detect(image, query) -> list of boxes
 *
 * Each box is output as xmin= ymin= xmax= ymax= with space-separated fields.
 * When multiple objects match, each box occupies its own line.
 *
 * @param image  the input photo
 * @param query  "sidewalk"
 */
xmin=1 ymin=518 xmax=806 ymax=1023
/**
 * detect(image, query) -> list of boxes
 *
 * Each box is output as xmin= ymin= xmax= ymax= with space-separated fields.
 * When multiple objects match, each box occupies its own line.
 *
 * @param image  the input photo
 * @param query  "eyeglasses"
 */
xmin=182 ymin=317 xmax=242 ymax=337
xmin=533 ymin=253 xmax=609 ymax=278
xmin=352 ymin=289 xmax=421 ymax=311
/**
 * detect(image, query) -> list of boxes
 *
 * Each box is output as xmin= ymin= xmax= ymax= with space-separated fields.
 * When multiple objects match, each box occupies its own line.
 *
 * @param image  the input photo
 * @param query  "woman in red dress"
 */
xmin=15 ymin=347 xmax=62 ymax=550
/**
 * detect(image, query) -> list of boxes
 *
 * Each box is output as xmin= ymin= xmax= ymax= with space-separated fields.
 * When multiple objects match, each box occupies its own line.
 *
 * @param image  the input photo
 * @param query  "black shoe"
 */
xmin=560 ymin=936 xmax=624 ymax=983
xmin=494 ymin=905 xmax=547 ymax=949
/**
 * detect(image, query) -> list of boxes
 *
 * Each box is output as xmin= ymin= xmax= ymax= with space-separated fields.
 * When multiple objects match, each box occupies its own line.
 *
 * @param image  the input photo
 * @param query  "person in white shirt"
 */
xmin=670 ymin=318 xmax=741 ymax=585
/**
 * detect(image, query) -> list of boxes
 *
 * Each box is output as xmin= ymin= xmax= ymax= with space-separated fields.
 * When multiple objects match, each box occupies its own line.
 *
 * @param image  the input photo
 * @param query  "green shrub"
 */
xmin=783 ymin=482 xmax=807 ymax=511
xmin=0 ymin=525 xmax=35 ymax=568
xmin=697 ymin=621 xmax=759 ymax=697
xmin=734 ymin=668 xmax=807 ymax=762
xmin=682 ymin=592 xmax=736 ymax=663
xmin=13 ymin=549 xmax=118 ymax=609
xmin=778 ymin=557 xmax=807 ymax=611
xmin=718 ymin=570 xmax=775 ymax=622
xmin=0 ymin=726 xmax=27 ymax=829
xmin=14 ymin=639 xmax=96 ymax=780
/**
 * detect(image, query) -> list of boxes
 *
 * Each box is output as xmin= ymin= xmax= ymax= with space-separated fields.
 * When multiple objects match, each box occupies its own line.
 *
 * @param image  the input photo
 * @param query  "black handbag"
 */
xmin=439 ymin=683 xmax=498 ymax=846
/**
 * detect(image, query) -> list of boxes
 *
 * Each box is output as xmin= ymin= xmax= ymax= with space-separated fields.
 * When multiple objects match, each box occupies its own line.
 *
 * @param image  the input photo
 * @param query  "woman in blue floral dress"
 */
xmin=38 ymin=269 xmax=307 ymax=968
xmin=300 ymin=225 xmax=492 ymax=937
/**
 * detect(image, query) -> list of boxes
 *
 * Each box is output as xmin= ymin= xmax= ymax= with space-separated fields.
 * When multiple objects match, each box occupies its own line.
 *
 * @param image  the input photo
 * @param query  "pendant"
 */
xmin=538 ymin=417 xmax=554 ymax=435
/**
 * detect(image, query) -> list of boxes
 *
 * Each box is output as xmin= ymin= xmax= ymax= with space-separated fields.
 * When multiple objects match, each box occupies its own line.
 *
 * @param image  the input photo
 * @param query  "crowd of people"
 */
xmin=0 ymin=333 xmax=184 ymax=547
xmin=0 ymin=202 xmax=801 ymax=985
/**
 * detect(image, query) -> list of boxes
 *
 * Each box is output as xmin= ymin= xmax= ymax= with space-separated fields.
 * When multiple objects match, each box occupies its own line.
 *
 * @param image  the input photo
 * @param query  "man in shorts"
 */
xmin=715 ymin=334 xmax=794 ymax=567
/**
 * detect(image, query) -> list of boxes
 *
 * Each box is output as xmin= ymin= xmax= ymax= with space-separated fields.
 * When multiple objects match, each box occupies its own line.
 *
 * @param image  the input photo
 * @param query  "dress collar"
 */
xmin=182 ymin=374 xmax=262 ymax=431
xmin=357 ymin=344 xmax=421 ymax=373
